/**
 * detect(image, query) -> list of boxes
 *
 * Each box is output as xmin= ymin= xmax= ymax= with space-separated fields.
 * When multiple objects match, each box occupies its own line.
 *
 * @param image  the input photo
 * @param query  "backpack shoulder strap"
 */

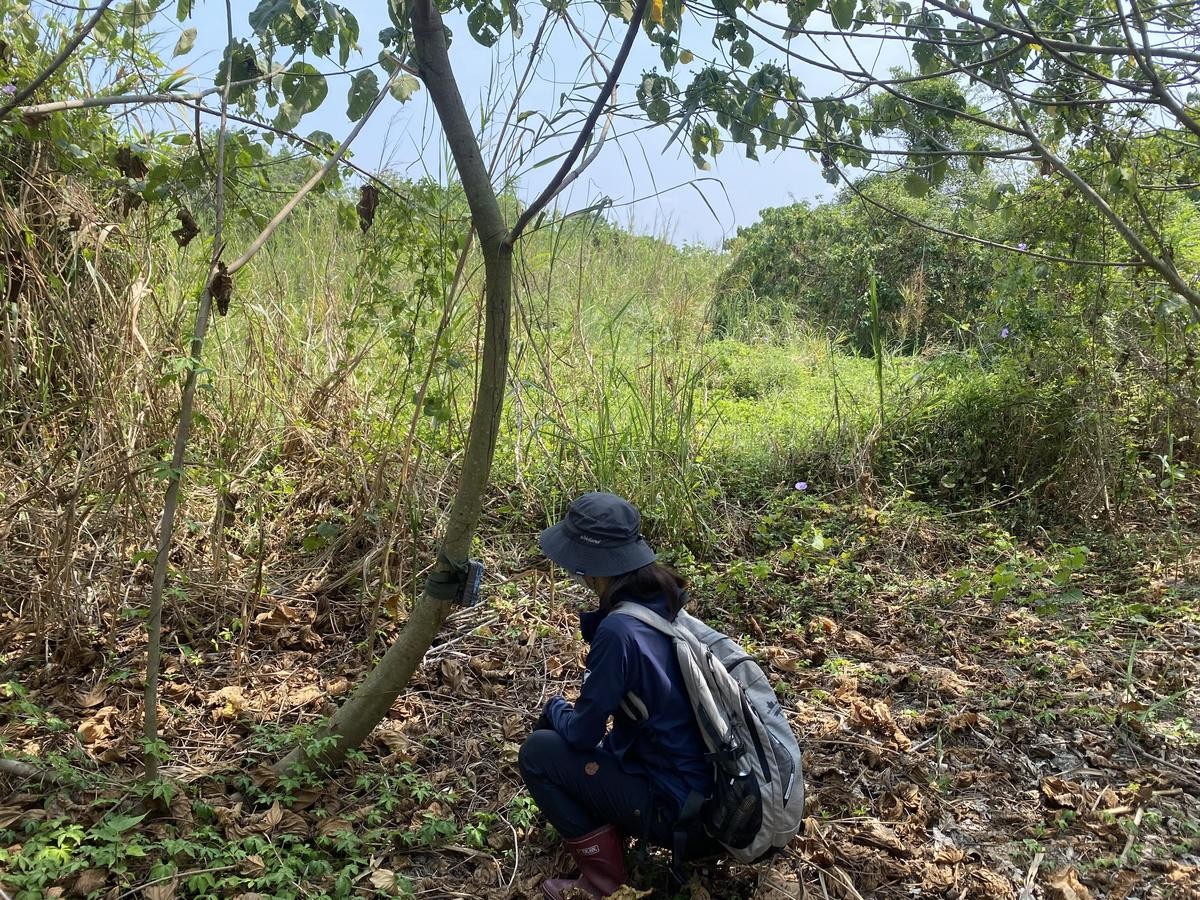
xmin=610 ymin=601 xmax=678 ymax=637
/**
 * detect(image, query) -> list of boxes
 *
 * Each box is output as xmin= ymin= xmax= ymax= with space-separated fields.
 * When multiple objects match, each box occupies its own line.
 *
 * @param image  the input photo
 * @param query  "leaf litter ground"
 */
xmin=1 ymin=499 xmax=1198 ymax=899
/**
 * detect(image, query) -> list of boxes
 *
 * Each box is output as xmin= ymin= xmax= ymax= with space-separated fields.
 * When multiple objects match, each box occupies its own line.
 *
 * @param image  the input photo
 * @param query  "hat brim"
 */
xmin=539 ymin=521 xmax=657 ymax=577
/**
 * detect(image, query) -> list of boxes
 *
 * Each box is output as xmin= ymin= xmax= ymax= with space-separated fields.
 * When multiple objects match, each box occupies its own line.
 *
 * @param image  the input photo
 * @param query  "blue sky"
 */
xmin=137 ymin=0 xmax=908 ymax=246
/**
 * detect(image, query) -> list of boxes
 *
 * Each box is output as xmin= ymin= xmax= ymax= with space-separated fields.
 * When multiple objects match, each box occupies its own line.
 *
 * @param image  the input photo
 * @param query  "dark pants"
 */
xmin=518 ymin=729 xmax=721 ymax=861
xmin=518 ymin=729 xmax=671 ymax=842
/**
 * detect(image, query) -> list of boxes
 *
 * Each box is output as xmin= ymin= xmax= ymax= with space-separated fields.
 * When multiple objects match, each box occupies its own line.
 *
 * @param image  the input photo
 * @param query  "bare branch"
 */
xmin=506 ymin=0 xmax=650 ymax=245
xmin=1116 ymin=0 xmax=1200 ymax=139
xmin=920 ymin=0 xmax=1200 ymax=64
xmin=14 ymin=71 xmax=280 ymax=120
xmin=142 ymin=0 xmax=237 ymax=784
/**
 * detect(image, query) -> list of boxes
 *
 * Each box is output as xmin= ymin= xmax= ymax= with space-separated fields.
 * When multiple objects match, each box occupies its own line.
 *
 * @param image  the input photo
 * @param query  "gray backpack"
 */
xmin=612 ymin=602 xmax=805 ymax=863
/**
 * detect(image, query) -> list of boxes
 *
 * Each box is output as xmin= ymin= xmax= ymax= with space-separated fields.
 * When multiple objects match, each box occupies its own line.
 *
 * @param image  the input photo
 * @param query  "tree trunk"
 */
xmin=275 ymin=0 xmax=513 ymax=775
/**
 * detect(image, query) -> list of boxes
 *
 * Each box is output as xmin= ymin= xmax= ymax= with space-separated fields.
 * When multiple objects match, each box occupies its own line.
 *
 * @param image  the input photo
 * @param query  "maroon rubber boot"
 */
xmin=542 ymin=825 xmax=628 ymax=899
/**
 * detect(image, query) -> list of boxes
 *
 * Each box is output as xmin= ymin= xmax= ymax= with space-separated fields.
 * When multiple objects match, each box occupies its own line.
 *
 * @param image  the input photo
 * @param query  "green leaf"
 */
xmin=280 ymin=61 xmax=329 ymax=116
xmin=176 ymin=0 xmax=195 ymax=20
xmin=505 ymin=0 xmax=524 ymax=39
xmin=830 ymin=0 xmax=856 ymax=30
xmin=172 ymin=27 xmax=197 ymax=56
xmin=249 ymin=0 xmax=292 ymax=34
xmin=101 ymin=813 xmax=147 ymax=834
xmin=346 ymin=69 xmax=379 ymax=121
xmin=730 ymin=39 xmax=753 ymax=66
xmin=913 ymin=41 xmax=938 ymax=74
xmin=390 ymin=73 xmax=421 ymax=103
xmin=122 ymin=0 xmax=156 ymax=27
xmin=467 ymin=2 xmax=504 ymax=46
xmin=903 ymin=172 xmax=930 ymax=197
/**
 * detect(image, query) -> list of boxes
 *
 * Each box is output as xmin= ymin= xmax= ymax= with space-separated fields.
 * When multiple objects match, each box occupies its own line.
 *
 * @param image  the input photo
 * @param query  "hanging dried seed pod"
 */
xmin=212 ymin=261 xmax=233 ymax=317
xmin=172 ymin=207 xmax=199 ymax=247
xmin=357 ymin=184 xmax=380 ymax=233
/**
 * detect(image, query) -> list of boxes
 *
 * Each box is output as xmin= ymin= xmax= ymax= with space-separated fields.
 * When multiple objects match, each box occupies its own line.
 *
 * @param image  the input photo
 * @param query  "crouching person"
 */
xmin=519 ymin=493 xmax=716 ymax=899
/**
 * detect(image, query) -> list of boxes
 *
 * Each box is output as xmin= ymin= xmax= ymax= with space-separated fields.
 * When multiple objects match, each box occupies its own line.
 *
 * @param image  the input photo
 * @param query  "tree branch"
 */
xmin=0 ymin=0 xmax=117 ymax=121
xmin=830 ymin=160 xmax=1129 ymax=268
xmin=506 ymin=0 xmax=649 ymax=245
xmin=225 ymin=68 xmax=402 ymax=275
xmin=14 ymin=72 xmax=280 ymax=121
xmin=142 ymin=0 xmax=237 ymax=784
xmin=274 ymin=0 xmax=517 ymax=776
xmin=1005 ymin=86 xmax=1200 ymax=310
xmin=921 ymin=0 xmax=1200 ymax=64
xmin=1116 ymin=0 xmax=1200 ymax=140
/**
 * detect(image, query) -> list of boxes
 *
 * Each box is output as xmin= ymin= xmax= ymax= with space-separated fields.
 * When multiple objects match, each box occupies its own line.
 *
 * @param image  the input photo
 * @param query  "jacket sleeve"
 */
xmin=545 ymin=625 xmax=631 ymax=749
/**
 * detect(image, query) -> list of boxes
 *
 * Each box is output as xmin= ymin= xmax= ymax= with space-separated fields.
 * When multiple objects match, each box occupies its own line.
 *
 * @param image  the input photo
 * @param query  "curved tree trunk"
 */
xmin=275 ymin=0 xmax=513 ymax=775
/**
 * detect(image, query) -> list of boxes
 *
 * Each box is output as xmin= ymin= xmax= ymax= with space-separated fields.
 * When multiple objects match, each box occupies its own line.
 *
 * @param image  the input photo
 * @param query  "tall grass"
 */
xmin=8 ymin=173 xmax=1172 ymax=648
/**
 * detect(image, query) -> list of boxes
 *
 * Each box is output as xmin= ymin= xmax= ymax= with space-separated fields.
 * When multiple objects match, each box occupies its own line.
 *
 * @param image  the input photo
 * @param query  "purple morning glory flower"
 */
xmin=795 ymin=481 xmax=808 ymax=491
xmin=1017 ymin=242 xmax=1028 ymax=251
xmin=0 ymin=84 xmax=16 ymax=97
xmin=1000 ymin=326 xmax=1010 ymax=338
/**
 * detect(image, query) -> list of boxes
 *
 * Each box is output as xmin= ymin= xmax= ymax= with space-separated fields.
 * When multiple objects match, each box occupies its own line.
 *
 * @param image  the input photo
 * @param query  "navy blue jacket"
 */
xmin=544 ymin=593 xmax=713 ymax=817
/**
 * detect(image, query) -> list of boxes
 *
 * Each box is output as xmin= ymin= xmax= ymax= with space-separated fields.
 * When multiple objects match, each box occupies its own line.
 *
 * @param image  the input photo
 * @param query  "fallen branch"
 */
xmin=0 ymin=757 xmax=62 ymax=784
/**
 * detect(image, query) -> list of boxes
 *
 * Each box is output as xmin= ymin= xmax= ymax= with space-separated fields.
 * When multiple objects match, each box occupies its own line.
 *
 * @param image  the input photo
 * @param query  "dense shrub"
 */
xmin=712 ymin=176 xmax=997 ymax=351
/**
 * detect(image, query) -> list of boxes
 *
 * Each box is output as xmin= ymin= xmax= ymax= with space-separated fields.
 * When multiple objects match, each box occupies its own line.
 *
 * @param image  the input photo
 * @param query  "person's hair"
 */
xmin=600 ymin=562 xmax=688 ymax=618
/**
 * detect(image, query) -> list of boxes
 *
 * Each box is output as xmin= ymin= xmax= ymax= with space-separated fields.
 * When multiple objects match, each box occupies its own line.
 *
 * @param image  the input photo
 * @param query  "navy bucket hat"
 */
xmin=539 ymin=492 xmax=657 ymax=577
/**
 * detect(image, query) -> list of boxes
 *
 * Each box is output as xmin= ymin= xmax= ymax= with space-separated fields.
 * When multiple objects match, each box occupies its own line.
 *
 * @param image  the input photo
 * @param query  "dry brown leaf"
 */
xmin=934 ymin=845 xmax=966 ymax=865
xmin=807 ymin=615 xmax=838 ymax=635
xmin=1066 ymin=661 xmax=1093 ymax=681
xmin=262 ymin=800 xmax=284 ymax=830
xmin=967 ymin=867 xmax=1016 ymax=899
xmin=501 ymin=714 xmax=526 ymax=741
xmin=325 ymin=677 xmax=350 ymax=697
xmin=279 ymin=808 xmax=308 ymax=835
xmin=375 ymin=726 xmax=408 ymax=753
xmin=1045 ymin=867 xmax=1091 ymax=900
xmin=947 ymin=710 xmax=993 ymax=732
xmin=78 ymin=705 xmax=119 ymax=745
xmin=207 ymin=686 xmax=248 ymax=722
xmin=254 ymin=603 xmax=297 ymax=629
xmin=926 ymin=666 xmax=970 ymax=697
xmin=849 ymin=819 xmax=909 ymax=856
xmin=927 ymin=862 xmax=959 ymax=890
xmin=142 ymin=878 xmax=177 ymax=900
xmin=317 ymin=817 xmax=353 ymax=837
xmin=212 ymin=802 xmax=247 ymax=839
xmin=440 ymin=659 xmax=466 ymax=692
xmin=76 ymin=684 xmax=107 ymax=709
xmin=1106 ymin=870 xmax=1139 ymax=900
xmin=69 ymin=868 xmax=107 ymax=897
xmin=369 ymin=868 xmax=400 ymax=894
xmin=849 ymin=698 xmax=912 ymax=749
xmin=1040 ymin=776 xmax=1086 ymax=809
xmin=290 ymin=787 xmax=325 ymax=811
xmin=239 ymin=854 xmax=266 ymax=877
xmin=288 ymin=684 xmax=324 ymax=708
xmin=765 ymin=646 xmax=801 ymax=672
